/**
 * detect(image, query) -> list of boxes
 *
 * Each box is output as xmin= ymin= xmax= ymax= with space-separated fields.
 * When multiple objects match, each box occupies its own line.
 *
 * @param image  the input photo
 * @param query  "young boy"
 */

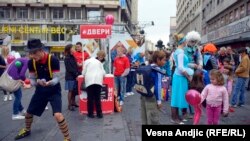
xmin=141 ymin=50 xmax=166 ymax=125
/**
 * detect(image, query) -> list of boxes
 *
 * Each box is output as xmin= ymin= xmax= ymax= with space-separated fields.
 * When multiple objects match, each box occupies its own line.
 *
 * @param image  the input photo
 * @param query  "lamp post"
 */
xmin=105 ymin=14 xmax=114 ymax=74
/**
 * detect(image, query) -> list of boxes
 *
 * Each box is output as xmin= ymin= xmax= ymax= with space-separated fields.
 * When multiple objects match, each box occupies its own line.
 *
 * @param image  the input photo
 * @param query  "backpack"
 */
xmin=134 ymin=65 xmax=165 ymax=97
xmin=32 ymin=54 xmax=53 ymax=79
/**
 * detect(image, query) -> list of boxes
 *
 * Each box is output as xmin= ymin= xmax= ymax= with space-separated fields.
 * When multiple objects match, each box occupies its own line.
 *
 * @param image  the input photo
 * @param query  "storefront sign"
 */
xmin=80 ymin=25 xmax=112 ymax=39
xmin=1 ymin=25 xmax=66 ymax=34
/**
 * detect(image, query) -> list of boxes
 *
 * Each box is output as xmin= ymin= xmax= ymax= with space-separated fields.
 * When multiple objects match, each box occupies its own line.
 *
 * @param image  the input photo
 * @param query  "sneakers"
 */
xmin=19 ymin=109 xmax=26 ymax=116
xmin=119 ymin=101 xmax=124 ymax=106
xmin=124 ymin=93 xmax=128 ymax=98
xmin=12 ymin=114 xmax=25 ymax=120
xmin=8 ymin=94 xmax=12 ymax=101
xmin=232 ymin=105 xmax=237 ymax=108
xmin=125 ymin=92 xmax=134 ymax=97
xmin=3 ymin=95 xmax=8 ymax=101
xmin=182 ymin=118 xmax=188 ymax=122
xmin=238 ymin=104 xmax=244 ymax=107
xmin=170 ymin=119 xmax=184 ymax=125
xmin=15 ymin=128 xmax=30 ymax=140
xmin=129 ymin=92 xmax=134 ymax=95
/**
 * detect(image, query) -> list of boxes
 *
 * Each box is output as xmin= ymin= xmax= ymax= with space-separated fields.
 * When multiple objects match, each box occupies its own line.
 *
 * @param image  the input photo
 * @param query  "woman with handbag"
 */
xmin=64 ymin=44 xmax=81 ymax=111
xmin=6 ymin=57 xmax=30 ymax=120
xmin=1 ymin=45 xmax=13 ymax=101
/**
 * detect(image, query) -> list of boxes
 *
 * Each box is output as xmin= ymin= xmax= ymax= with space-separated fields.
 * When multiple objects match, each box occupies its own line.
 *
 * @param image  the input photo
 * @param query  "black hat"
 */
xmin=25 ymin=38 xmax=44 ymax=52
xmin=155 ymin=40 xmax=165 ymax=48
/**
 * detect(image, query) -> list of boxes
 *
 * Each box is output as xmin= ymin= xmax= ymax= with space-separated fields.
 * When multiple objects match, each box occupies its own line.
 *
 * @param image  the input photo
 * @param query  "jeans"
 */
xmin=206 ymin=104 xmax=221 ymax=125
xmin=115 ymin=76 xmax=127 ymax=102
xmin=126 ymin=70 xmax=135 ymax=92
xmin=13 ymin=88 xmax=24 ymax=115
xmin=231 ymin=77 xmax=247 ymax=105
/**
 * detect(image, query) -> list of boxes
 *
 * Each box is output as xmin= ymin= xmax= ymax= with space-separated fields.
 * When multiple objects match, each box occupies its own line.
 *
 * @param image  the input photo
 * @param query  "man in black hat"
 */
xmin=15 ymin=39 xmax=71 ymax=141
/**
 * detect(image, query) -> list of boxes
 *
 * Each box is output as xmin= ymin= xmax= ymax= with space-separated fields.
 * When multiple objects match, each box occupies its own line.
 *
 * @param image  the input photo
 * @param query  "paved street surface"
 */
xmin=0 ymin=62 xmax=250 ymax=141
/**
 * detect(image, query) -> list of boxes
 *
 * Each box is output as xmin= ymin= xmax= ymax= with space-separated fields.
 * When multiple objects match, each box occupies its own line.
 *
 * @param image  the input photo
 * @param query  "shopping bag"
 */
xmin=0 ymin=71 xmax=22 ymax=92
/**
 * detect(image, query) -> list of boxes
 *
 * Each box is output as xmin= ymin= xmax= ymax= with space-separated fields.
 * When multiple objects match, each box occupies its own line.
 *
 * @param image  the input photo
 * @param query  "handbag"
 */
xmin=0 ymin=71 xmax=22 ymax=92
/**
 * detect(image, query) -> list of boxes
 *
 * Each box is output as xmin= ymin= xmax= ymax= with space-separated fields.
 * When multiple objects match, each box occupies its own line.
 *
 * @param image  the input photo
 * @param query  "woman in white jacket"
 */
xmin=82 ymin=54 xmax=106 ymax=118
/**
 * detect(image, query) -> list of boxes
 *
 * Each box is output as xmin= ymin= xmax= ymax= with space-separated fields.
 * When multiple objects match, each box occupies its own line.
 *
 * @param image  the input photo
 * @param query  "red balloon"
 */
xmin=105 ymin=14 xmax=114 ymax=25
xmin=193 ymin=105 xmax=202 ymax=125
xmin=7 ymin=55 xmax=15 ymax=64
xmin=24 ymin=79 xmax=31 ymax=85
xmin=185 ymin=89 xmax=201 ymax=106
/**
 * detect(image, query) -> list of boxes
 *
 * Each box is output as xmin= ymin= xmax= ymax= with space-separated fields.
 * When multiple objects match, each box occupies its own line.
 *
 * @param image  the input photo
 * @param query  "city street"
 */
xmin=0 ymin=62 xmax=250 ymax=141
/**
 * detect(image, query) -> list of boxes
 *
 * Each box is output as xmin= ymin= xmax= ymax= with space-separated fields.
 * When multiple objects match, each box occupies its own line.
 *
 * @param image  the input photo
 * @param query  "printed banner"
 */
xmin=80 ymin=25 xmax=112 ymax=39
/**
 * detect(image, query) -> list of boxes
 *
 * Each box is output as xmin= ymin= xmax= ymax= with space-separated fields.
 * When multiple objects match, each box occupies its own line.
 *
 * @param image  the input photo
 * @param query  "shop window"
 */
xmin=50 ymin=26 xmax=65 ymax=42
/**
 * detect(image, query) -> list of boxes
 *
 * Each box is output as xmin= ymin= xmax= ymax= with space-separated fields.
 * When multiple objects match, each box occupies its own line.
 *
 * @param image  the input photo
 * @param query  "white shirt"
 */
xmin=82 ymin=57 xmax=106 ymax=88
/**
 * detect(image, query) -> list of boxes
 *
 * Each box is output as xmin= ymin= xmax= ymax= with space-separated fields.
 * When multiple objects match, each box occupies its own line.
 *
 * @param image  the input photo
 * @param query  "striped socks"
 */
xmin=58 ymin=118 xmax=70 ymax=140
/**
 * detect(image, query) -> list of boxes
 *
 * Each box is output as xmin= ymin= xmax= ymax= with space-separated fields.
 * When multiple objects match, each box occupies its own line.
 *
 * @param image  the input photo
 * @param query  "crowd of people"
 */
xmin=0 ymin=32 xmax=249 ymax=140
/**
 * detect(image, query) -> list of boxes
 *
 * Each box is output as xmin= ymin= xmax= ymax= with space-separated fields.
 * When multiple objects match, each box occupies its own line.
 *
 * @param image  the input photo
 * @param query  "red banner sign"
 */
xmin=80 ymin=25 xmax=112 ymax=39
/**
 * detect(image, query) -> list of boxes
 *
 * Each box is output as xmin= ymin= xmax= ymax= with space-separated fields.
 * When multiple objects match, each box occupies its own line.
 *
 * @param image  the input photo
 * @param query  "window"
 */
xmin=87 ymin=9 xmax=101 ymax=21
xmin=220 ymin=17 xmax=224 ymax=26
xmin=225 ymin=14 xmax=228 ymax=24
xmin=69 ymin=8 xmax=81 ymax=19
xmin=0 ymin=7 xmax=10 ymax=19
xmin=34 ymin=8 xmax=46 ymax=19
xmin=52 ymin=8 xmax=64 ymax=19
xmin=240 ymin=5 xmax=245 ymax=17
xmin=248 ymin=2 xmax=250 ymax=15
xmin=16 ymin=8 xmax=28 ymax=19
xmin=217 ymin=0 xmax=220 ymax=5
xmin=235 ymin=8 xmax=239 ymax=20
xmin=230 ymin=11 xmax=234 ymax=21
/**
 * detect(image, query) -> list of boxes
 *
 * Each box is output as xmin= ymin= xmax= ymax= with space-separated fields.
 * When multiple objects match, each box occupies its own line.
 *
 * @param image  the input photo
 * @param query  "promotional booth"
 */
xmin=77 ymin=74 xmax=114 ymax=114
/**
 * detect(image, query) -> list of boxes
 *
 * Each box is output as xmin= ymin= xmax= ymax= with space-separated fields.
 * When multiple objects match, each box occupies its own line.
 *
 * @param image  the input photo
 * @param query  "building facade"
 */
xmin=0 ymin=0 xmax=136 ymax=56
xmin=169 ymin=17 xmax=177 ymax=49
xmin=201 ymin=0 xmax=250 ymax=49
xmin=176 ymin=0 xmax=202 ymax=35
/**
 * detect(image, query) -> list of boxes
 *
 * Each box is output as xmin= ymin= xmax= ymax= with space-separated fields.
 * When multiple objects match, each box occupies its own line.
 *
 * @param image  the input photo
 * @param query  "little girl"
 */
xmin=200 ymin=69 xmax=229 ymax=125
xmin=221 ymin=58 xmax=234 ymax=112
xmin=182 ymin=69 xmax=205 ymax=120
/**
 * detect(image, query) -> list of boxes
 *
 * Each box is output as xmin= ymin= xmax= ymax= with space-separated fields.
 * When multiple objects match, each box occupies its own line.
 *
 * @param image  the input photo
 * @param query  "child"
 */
xmin=182 ymin=69 xmax=205 ymax=120
xmin=7 ymin=57 xmax=30 ymax=120
xmin=141 ymin=50 xmax=166 ymax=125
xmin=221 ymin=58 xmax=234 ymax=112
xmin=200 ymin=69 xmax=229 ymax=125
